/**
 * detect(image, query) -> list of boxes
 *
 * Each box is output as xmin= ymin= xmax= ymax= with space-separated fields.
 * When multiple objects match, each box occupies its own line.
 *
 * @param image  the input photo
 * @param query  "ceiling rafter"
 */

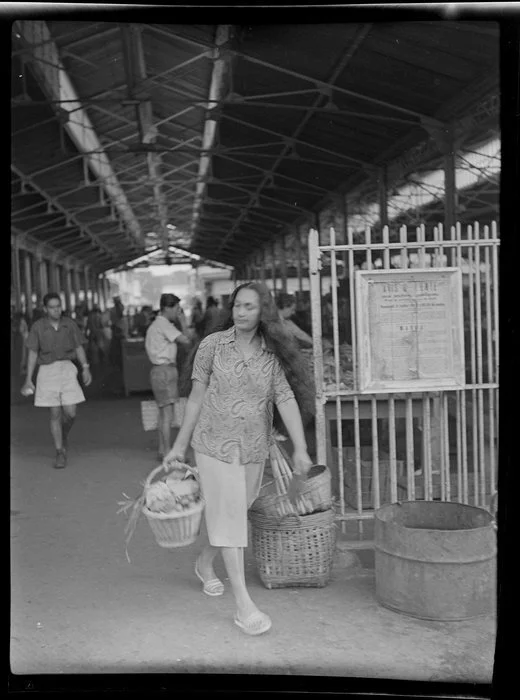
xmin=120 ymin=23 xmax=171 ymax=251
xmin=224 ymin=100 xmax=422 ymax=126
xmin=214 ymin=25 xmax=373 ymax=257
xmin=190 ymin=25 xmax=232 ymax=238
xmin=216 ymin=153 xmax=330 ymax=193
xmin=12 ymin=163 xmax=119 ymax=263
xmin=14 ymin=20 xmax=144 ymax=251
xmin=145 ymin=24 xmax=214 ymax=52
xmin=230 ymin=45 xmax=444 ymax=125
xmin=221 ymin=113 xmax=374 ymax=168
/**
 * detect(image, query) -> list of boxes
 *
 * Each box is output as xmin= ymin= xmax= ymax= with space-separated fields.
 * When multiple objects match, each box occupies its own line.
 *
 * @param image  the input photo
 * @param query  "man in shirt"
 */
xmin=276 ymin=293 xmax=313 ymax=348
xmin=22 ymin=292 xmax=92 ymax=469
xmin=145 ymin=294 xmax=191 ymax=462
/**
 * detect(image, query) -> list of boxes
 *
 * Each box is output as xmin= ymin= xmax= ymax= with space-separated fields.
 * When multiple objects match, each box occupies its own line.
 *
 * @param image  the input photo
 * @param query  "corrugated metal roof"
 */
xmin=11 ymin=19 xmax=499 ymax=272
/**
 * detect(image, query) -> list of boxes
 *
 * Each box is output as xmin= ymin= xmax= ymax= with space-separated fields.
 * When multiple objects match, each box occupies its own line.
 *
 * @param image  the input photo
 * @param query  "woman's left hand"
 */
xmin=292 ymin=448 xmax=313 ymax=478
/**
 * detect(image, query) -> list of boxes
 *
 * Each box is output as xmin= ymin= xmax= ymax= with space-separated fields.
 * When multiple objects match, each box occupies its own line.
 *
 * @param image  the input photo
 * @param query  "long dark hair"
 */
xmin=178 ymin=282 xmax=315 ymax=430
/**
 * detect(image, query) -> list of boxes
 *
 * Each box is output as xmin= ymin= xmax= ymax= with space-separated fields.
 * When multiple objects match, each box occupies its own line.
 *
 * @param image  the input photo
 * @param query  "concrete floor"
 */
xmin=10 ymin=390 xmax=496 ymax=680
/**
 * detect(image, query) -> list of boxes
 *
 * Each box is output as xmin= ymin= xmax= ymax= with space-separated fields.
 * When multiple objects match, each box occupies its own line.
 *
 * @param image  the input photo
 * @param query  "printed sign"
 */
xmin=355 ymin=269 xmax=465 ymax=393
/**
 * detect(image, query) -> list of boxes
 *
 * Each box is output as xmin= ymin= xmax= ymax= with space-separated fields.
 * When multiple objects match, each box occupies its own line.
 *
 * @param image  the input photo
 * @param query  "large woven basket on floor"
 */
xmin=249 ymin=508 xmax=336 ymax=589
xmin=251 ymin=441 xmax=332 ymax=520
xmin=142 ymin=463 xmax=204 ymax=549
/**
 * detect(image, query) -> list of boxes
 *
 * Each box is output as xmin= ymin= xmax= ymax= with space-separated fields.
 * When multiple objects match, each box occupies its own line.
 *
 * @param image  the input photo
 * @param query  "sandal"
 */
xmin=234 ymin=611 xmax=272 ymax=636
xmin=194 ymin=559 xmax=224 ymax=597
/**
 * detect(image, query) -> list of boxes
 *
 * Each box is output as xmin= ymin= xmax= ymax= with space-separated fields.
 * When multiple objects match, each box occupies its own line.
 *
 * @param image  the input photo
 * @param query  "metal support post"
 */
xmin=443 ymin=137 xmax=457 ymax=233
xmin=295 ymin=226 xmax=303 ymax=294
xmin=97 ymin=275 xmax=104 ymax=311
xmin=24 ymin=250 xmax=34 ymax=317
xmin=64 ymin=264 xmax=73 ymax=313
xmin=73 ymin=267 xmax=82 ymax=308
xmin=48 ymin=259 xmax=58 ymax=293
xmin=423 ymin=122 xmax=458 ymax=233
xmin=83 ymin=266 xmax=91 ymax=310
xmin=280 ymin=234 xmax=288 ymax=293
xmin=259 ymin=247 xmax=266 ymax=284
xmin=11 ymin=238 xmax=22 ymax=312
xmin=378 ymin=166 xmax=388 ymax=229
xmin=36 ymin=254 xmax=48 ymax=301
xmin=104 ymin=276 xmax=111 ymax=306
xmin=271 ymin=240 xmax=277 ymax=293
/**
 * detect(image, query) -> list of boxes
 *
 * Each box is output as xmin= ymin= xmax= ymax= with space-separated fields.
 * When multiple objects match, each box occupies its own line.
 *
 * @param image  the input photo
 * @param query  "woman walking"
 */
xmin=164 ymin=282 xmax=314 ymax=636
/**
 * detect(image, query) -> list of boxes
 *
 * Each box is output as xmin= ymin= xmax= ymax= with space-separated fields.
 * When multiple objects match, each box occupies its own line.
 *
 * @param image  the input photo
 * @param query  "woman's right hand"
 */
xmin=163 ymin=443 xmax=187 ymax=471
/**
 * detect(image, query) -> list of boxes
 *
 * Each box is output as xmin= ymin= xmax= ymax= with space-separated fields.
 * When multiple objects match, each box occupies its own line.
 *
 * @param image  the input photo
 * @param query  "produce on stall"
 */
xmin=301 ymin=341 xmax=354 ymax=390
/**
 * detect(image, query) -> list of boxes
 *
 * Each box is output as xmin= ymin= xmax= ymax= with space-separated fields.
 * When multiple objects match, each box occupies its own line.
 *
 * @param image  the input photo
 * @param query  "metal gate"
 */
xmin=308 ymin=222 xmax=499 ymax=536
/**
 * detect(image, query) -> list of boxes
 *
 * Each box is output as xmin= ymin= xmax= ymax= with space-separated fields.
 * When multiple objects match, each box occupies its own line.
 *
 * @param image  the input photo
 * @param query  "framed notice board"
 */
xmin=355 ymin=268 xmax=465 ymax=393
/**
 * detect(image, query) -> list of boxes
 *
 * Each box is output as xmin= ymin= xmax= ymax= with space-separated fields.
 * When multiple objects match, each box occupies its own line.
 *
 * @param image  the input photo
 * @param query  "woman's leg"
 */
xmin=158 ymin=404 xmax=173 ymax=457
xmin=195 ymin=520 xmax=221 ymax=581
xmin=221 ymin=547 xmax=261 ymax=622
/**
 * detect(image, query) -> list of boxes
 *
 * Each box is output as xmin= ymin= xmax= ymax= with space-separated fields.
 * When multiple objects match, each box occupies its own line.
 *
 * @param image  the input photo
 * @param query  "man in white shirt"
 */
xmin=145 ymin=294 xmax=191 ymax=461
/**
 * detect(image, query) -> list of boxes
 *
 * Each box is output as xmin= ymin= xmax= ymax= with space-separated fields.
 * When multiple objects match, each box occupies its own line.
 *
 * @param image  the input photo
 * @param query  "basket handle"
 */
xmin=144 ymin=461 xmax=198 ymax=490
xmin=278 ymin=512 xmax=302 ymax=527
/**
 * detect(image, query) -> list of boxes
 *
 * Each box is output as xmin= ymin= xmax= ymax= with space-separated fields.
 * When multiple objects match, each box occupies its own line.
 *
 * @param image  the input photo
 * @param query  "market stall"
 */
xmin=121 ymin=338 xmax=153 ymax=397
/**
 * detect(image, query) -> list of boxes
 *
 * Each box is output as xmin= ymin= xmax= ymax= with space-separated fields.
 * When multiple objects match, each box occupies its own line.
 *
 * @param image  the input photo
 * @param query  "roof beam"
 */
xmin=12 ymin=228 xmax=85 ymax=268
xmin=230 ymin=46 xmax=443 ymax=125
xmin=120 ymin=23 xmax=170 ymax=253
xmin=190 ymin=24 xmax=232 ymax=238
xmin=221 ymin=113 xmax=373 ymax=168
xmin=12 ymin=163 xmax=119 ymax=264
xmin=216 ymin=153 xmax=330 ymax=193
xmin=214 ymin=26 xmax=373 ymax=257
xmin=14 ymin=19 xmax=143 ymax=250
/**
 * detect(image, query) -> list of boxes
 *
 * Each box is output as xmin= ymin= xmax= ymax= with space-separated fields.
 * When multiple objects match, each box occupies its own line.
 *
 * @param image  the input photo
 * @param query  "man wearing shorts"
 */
xmin=145 ymin=294 xmax=191 ymax=462
xmin=22 ymin=292 xmax=92 ymax=469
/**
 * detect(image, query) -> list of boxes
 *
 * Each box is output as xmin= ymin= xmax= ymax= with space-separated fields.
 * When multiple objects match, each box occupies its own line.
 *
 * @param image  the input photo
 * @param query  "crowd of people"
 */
xmin=13 ymin=282 xmax=341 ymax=637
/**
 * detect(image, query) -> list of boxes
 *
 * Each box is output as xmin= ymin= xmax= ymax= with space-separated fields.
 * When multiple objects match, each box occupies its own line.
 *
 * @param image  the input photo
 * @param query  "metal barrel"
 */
xmin=374 ymin=501 xmax=496 ymax=621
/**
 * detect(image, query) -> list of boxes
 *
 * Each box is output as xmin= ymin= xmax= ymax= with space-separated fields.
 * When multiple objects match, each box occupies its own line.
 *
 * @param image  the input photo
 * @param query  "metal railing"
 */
xmin=308 ymin=222 xmax=499 ymax=537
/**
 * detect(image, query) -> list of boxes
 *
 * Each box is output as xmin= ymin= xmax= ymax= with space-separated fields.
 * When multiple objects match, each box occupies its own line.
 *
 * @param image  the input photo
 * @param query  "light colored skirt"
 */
xmin=193 ymin=451 xmax=264 ymax=547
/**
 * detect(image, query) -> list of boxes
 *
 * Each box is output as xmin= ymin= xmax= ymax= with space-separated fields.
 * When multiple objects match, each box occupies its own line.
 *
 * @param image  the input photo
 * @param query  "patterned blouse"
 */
xmin=191 ymin=327 xmax=295 ymax=464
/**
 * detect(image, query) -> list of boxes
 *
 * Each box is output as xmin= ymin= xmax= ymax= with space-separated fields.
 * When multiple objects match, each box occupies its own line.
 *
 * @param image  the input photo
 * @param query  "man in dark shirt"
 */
xmin=22 ymin=292 xmax=92 ymax=469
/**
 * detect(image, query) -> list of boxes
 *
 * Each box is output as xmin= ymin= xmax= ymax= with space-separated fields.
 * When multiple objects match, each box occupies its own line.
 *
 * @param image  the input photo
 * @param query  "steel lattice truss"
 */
xmin=11 ymin=19 xmax=499 ymax=272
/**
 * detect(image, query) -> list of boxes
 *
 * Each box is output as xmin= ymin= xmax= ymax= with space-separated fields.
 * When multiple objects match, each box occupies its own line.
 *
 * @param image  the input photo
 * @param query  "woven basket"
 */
xmin=141 ymin=398 xmax=187 ymax=431
xmin=142 ymin=463 xmax=204 ymax=549
xmin=249 ymin=508 xmax=336 ymax=589
xmin=251 ymin=442 xmax=332 ymax=520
